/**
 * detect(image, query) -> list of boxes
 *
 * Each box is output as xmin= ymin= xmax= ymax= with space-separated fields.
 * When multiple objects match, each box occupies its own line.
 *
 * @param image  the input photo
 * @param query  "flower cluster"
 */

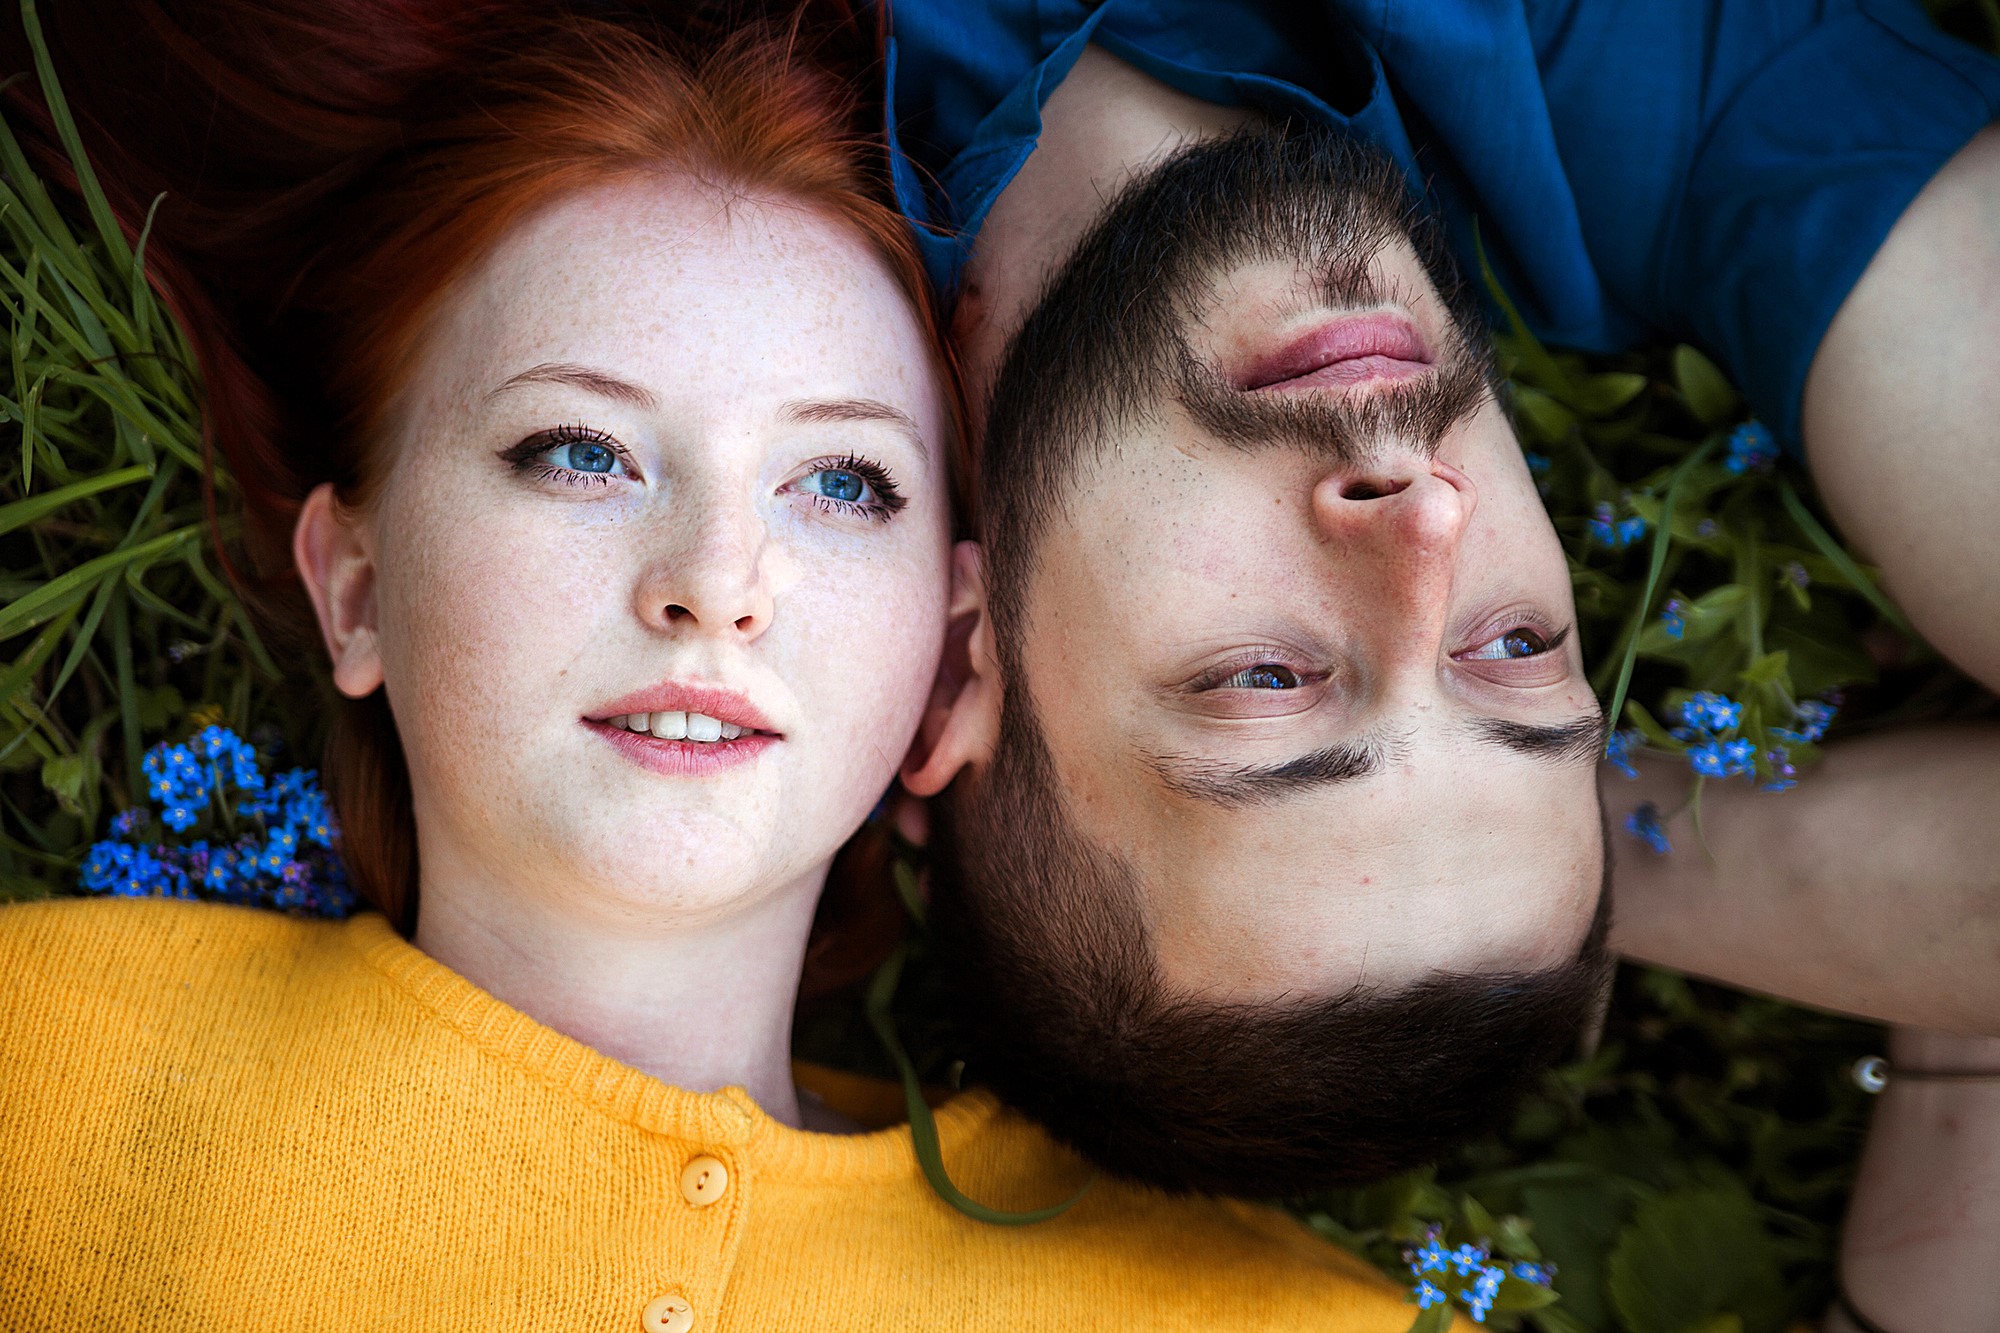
xmin=1586 ymin=500 xmax=1649 ymax=550
xmin=1722 ymin=420 xmax=1779 ymax=474
xmin=80 ymin=728 xmax=353 ymax=917
xmin=1404 ymin=1232 xmax=1553 ymax=1325
xmin=1624 ymin=801 xmax=1671 ymax=855
xmin=1614 ymin=692 xmax=1840 ymax=854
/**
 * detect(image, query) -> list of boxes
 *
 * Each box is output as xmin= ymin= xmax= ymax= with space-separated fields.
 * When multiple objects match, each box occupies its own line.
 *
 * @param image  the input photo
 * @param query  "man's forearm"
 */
xmin=1802 ymin=123 xmax=2000 ymax=694
xmin=1830 ymin=1028 xmax=2000 ymax=1332
xmin=1606 ymin=725 xmax=2000 ymax=1034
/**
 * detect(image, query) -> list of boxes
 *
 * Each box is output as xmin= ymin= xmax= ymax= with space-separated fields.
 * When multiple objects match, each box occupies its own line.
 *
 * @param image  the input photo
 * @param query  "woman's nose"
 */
xmin=1310 ymin=453 xmax=1477 ymax=661
xmin=634 ymin=491 xmax=775 ymax=642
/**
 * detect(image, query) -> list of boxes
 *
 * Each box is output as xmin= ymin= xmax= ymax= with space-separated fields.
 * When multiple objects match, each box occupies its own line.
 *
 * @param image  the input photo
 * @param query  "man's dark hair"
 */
xmin=936 ymin=123 xmax=1612 ymax=1198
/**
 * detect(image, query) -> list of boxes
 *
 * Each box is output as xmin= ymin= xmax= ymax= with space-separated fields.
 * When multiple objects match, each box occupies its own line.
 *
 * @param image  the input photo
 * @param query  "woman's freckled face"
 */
xmin=359 ymin=176 xmax=953 ymax=925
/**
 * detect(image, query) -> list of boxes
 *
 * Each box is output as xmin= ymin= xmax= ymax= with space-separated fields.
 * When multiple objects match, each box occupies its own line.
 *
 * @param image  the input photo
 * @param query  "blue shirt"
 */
xmin=883 ymin=0 xmax=2000 ymax=447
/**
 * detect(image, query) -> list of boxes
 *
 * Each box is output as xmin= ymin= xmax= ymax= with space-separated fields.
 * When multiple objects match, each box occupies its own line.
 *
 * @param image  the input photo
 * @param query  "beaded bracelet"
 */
xmin=1850 ymin=1055 xmax=2000 ymax=1094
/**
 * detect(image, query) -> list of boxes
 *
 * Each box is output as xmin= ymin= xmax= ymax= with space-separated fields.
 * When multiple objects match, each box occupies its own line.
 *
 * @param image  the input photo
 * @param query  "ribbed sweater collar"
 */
xmin=339 ymin=911 xmax=1009 ymax=1181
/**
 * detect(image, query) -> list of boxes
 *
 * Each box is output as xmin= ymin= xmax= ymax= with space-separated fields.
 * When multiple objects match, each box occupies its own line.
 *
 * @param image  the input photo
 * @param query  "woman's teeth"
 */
xmin=610 ymin=711 xmax=746 ymax=742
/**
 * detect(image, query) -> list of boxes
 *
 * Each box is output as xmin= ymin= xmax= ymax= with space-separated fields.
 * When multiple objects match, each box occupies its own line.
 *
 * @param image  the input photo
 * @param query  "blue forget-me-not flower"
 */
xmin=81 ymin=729 xmax=353 ymax=918
xmin=1724 ymin=420 xmax=1779 ymax=474
xmin=1625 ymin=802 xmax=1672 ymax=855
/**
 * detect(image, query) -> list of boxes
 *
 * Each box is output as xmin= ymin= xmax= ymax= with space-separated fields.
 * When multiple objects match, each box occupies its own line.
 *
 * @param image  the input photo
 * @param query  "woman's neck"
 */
xmin=410 ymin=847 xmax=823 ymax=1128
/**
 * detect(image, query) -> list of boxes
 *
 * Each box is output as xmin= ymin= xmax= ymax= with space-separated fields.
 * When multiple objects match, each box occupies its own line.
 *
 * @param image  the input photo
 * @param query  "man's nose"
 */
xmin=633 ymin=484 xmax=775 ymax=643
xmin=1310 ymin=451 xmax=1477 ymax=667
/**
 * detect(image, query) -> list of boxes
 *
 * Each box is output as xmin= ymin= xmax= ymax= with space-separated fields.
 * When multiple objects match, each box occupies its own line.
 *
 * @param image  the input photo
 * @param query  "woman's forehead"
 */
xmin=432 ymin=176 xmax=938 ymax=408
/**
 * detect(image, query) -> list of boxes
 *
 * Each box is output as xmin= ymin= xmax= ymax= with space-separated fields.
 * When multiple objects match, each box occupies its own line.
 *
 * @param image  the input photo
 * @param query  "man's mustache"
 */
xmin=1169 ymin=324 xmax=1489 ymax=465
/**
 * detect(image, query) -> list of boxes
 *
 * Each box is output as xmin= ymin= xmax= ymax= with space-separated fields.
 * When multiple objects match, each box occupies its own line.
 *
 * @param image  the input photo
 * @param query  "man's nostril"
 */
xmin=1341 ymin=477 xmax=1412 ymax=501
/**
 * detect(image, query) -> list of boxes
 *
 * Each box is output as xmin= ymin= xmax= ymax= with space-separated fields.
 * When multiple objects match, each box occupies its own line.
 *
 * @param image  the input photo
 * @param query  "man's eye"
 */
xmin=1461 ymin=627 xmax=1553 ymax=661
xmin=1220 ymin=663 xmax=1305 ymax=690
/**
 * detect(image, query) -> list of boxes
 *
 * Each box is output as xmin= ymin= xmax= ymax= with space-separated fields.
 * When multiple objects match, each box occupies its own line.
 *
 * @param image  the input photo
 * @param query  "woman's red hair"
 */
xmin=9 ymin=2 xmax=956 ymax=933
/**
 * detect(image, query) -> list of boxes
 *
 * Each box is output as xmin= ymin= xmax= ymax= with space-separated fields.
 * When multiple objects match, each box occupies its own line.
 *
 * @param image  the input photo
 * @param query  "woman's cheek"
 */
xmin=379 ymin=498 xmax=615 ymax=725
xmin=788 ymin=539 xmax=948 ymax=762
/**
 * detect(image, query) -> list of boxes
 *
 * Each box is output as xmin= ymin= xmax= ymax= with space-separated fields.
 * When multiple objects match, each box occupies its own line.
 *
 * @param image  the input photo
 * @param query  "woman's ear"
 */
xmin=293 ymin=483 xmax=385 ymax=699
xmin=901 ymin=540 xmax=1003 ymax=797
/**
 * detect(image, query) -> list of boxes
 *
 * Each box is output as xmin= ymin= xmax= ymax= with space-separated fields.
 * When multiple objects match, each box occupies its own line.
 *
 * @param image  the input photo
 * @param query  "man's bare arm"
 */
xmin=1802 ymin=123 xmax=2000 ymax=693
xmin=1606 ymin=725 xmax=2000 ymax=1034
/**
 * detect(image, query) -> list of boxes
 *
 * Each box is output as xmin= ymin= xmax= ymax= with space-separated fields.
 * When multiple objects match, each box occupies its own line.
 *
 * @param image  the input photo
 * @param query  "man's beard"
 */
xmin=1168 ymin=298 xmax=1491 ymax=468
xmin=946 ymin=124 xmax=1608 ymax=1199
xmin=979 ymin=121 xmax=1496 ymax=590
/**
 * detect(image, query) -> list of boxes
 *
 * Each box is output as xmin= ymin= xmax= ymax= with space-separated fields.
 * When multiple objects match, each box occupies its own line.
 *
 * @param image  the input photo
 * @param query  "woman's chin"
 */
xmin=555 ymin=830 xmax=831 ymax=926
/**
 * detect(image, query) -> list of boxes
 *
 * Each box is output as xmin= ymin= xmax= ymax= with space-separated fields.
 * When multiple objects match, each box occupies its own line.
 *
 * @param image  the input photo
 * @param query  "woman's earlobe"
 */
xmin=900 ymin=541 xmax=1003 ymax=797
xmin=293 ymin=483 xmax=385 ymax=699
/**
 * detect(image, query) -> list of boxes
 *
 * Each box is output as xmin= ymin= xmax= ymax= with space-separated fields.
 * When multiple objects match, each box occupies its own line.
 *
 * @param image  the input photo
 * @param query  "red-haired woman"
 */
xmin=0 ymin=6 xmax=1421 ymax=1329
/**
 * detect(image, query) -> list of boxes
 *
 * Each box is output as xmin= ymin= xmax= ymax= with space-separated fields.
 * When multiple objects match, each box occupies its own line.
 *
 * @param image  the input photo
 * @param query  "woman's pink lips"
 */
xmin=1239 ymin=313 xmax=1432 ymax=393
xmin=589 ymin=719 xmax=778 ymax=777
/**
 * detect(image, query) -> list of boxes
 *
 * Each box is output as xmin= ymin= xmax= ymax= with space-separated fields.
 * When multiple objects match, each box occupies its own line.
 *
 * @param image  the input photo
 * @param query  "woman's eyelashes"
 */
xmin=789 ymin=453 xmax=906 ymax=522
xmin=495 ymin=431 xmax=905 ymax=522
xmin=498 ymin=425 xmax=635 ymax=488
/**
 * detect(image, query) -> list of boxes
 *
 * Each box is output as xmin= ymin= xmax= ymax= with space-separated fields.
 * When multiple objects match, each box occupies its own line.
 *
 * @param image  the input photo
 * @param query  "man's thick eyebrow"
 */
xmin=1148 ymin=737 xmax=1383 ymax=808
xmin=1468 ymin=714 xmax=1608 ymax=769
xmin=780 ymin=397 xmax=926 ymax=450
xmin=489 ymin=362 xmax=659 ymax=410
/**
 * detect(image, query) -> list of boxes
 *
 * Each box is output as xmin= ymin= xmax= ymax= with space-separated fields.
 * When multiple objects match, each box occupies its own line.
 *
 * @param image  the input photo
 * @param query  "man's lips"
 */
xmin=1237 ymin=313 xmax=1432 ymax=392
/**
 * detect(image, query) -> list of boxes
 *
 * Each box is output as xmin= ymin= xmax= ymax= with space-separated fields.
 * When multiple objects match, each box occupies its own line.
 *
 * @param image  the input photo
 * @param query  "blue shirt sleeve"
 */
xmin=1513 ymin=0 xmax=2000 ymax=446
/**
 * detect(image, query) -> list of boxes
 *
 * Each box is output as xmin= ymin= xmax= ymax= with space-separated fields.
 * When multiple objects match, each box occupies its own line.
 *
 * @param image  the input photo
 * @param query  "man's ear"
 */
xmin=293 ymin=482 xmax=385 ymax=699
xmin=901 ymin=540 xmax=1003 ymax=797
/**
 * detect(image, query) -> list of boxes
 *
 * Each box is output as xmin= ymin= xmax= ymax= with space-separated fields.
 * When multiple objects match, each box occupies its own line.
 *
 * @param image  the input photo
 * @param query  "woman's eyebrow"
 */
xmin=489 ymin=361 xmax=660 ymax=410
xmin=781 ymin=397 xmax=925 ymax=451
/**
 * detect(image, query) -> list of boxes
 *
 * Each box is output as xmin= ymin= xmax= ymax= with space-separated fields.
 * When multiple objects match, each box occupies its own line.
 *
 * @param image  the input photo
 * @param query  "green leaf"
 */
xmin=1523 ymin=1182 xmax=1631 ymax=1330
xmin=1621 ymin=700 xmax=1679 ymax=750
xmin=0 ymin=523 xmax=200 ymax=642
xmin=1777 ymin=480 xmax=1918 ymax=642
xmin=0 ymin=463 xmax=149 ymax=538
xmin=1494 ymin=1281 xmax=1563 ymax=1314
xmin=1570 ymin=372 xmax=1648 ymax=416
xmin=1605 ymin=1185 xmax=1786 ymax=1333
xmin=1603 ymin=439 xmax=1717 ymax=729
xmin=1513 ymin=384 xmax=1579 ymax=444
xmin=1671 ymin=346 xmax=1740 ymax=427
xmin=38 ymin=750 xmax=84 ymax=814
xmin=1527 ymin=1306 xmax=1596 ymax=1333
xmin=19 ymin=0 xmax=135 ymax=281
xmin=1737 ymin=651 xmax=1789 ymax=689
xmin=866 ymin=940 xmax=1092 ymax=1225
xmin=1766 ymin=628 xmax=1874 ymax=699
xmin=1492 ymin=1212 xmax=1542 ymax=1262
xmin=1403 ymin=1304 xmax=1454 ymax=1333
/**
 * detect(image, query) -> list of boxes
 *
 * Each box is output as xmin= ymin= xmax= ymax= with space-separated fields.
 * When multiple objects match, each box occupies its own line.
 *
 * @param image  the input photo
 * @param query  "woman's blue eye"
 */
xmin=801 ymin=467 xmax=871 ymax=504
xmin=1223 ymin=664 xmax=1304 ymax=690
xmin=553 ymin=439 xmax=618 ymax=474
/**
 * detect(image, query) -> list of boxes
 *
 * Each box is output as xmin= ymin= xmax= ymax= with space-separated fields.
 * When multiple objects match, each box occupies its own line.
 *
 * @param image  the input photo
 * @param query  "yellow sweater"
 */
xmin=0 ymin=897 xmax=1424 ymax=1332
